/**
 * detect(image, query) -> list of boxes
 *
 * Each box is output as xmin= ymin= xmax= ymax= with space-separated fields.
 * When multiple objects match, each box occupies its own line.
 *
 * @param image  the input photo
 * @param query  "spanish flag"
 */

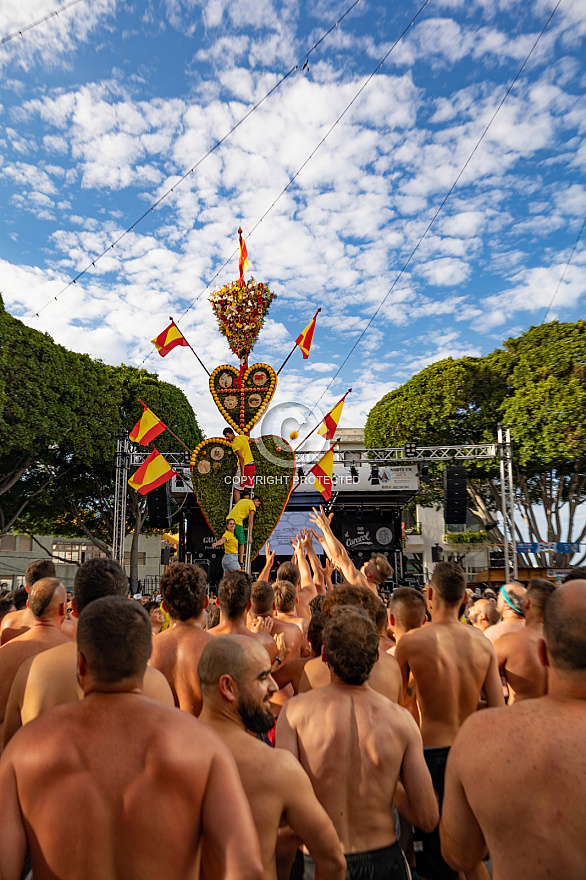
xmin=295 ymin=309 xmax=320 ymax=359
xmin=128 ymin=449 xmax=176 ymax=495
xmin=238 ymin=227 xmax=249 ymax=287
xmin=151 ymin=319 xmax=189 ymax=358
xmin=318 ymin=389 xmax=351 ymax=441
xmin=129 ymin=401 xmax=167 ymax=446
xmin=310 ymin=443 xmax=337 ymax=502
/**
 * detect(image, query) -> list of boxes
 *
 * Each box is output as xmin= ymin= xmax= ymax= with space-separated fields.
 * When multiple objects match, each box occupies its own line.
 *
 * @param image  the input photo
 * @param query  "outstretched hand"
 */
xmin=250 ymin=616 xmax=273 ymax=635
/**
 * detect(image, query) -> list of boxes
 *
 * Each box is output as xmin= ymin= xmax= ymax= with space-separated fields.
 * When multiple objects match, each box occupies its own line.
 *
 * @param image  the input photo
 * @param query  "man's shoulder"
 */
xmin=29 ymin=638 xmax=76 ymax=671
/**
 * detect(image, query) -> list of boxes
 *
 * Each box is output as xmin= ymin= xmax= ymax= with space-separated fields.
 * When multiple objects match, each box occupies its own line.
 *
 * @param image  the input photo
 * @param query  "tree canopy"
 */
xmin=365 ymin=321 xmax=586 ymax=566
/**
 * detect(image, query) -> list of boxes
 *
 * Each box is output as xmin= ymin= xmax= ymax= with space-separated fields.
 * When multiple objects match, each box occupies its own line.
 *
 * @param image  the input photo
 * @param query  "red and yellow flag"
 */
xmin=129 ymin=400 xmax=167 ymax=446
xmin=310 ymin=443 xmax=337 ymax=502
xmin=238 ymin=227 xmax=249 ymax=287
xmin=295 ymin=308 xmax=320 ymax=359
xmin=318 ymin=389 xmax=351 ymax=441
xmin=128 ymin=449 xmax=176 ymax=495
xmin=151 ymin=320 xmax=189 ymax=358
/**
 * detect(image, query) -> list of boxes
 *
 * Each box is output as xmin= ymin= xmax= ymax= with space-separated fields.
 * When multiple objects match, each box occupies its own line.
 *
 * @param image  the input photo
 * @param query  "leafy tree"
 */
xmin=365 ymin=321 xmax=586 ymax=567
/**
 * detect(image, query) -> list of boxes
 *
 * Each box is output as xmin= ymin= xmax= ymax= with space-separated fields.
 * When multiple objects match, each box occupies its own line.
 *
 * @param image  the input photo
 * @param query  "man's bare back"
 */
xmin=2 ymin=640 xmax=173 ymax=747
xmin=276 ymin=680 xmax=437 ymax=853
xmin=0 ymin=693 xmax=262 ymax=880
xmin=149 ymin=622 xmax=213 ymax=715
xmin=299 ymin=650 xmax=402 ymax=703
xmin=0 ymin=608 xmax=34 ymax=645
xmin=493 ymin=625 xmax=548 ymax=703
xmin=441 ymin=696 xmax=586 ymax=880
xmin=395 ymin=619 xmax=503 ymax=747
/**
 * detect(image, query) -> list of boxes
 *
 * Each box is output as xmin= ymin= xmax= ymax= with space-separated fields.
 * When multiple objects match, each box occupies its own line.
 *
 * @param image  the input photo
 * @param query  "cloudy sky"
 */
xmin=1 ymin=0 xmax=585 ymax=442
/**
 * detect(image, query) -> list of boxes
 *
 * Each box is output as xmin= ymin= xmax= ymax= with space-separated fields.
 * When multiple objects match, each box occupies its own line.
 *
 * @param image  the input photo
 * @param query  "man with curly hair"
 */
xmin=148 ymin=562 xmax=212 ymax=716
xmin=277 ymin=607 xmax=438 ymax=880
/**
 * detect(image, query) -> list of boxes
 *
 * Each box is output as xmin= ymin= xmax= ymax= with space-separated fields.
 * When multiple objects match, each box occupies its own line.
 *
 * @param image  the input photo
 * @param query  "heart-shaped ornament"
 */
xmin=209 ymin=363 xmax=277 ymax=434
xmin=190 ymin=434 xmax=295 ymax=562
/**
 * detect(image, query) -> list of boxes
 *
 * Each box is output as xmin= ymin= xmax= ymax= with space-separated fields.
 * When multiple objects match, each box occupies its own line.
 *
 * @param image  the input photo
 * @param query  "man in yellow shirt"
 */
xmin=227 ymin=496 xmax=262 ymax=568
xmin=212 ymin=519 xmax=241 ymax=573
xmin=223 ymin=428 xmax=255 ymax=502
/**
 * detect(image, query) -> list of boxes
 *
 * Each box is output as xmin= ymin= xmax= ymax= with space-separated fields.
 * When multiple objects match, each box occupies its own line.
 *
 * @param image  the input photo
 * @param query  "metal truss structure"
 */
xmin=113 ymin=427 xmax=518 ymax=581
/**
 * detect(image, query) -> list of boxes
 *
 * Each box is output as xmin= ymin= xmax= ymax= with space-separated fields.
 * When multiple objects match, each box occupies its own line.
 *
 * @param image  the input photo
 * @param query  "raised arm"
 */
xmin=305 ymin=529 xmax=326 ymax=594
xmin=308 ymin=507 xmax=368 ymax=589
xmin=290 ymin=535 xmax=314 ymax=592
xmin=257 ymin=542 xmax=275 ymax=583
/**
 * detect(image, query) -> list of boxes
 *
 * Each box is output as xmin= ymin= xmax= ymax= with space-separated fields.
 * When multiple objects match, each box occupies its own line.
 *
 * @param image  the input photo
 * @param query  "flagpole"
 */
xmin=170 ymin=317 xmax=211 ymax=376
xmin=137 ymin=399 xmax=193 ymax=456
xmin=277 ymin=308 xmax=321 ymax=375
xmin=290 ymin=439 xmax=339 ymax=496
xmin=294 ymin=389 xmax=351 ymax=452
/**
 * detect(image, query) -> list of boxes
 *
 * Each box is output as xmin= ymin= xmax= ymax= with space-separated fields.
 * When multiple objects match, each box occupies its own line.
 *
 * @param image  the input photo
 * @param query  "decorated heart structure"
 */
xmin=210 ymin=279 xmax=276 ymax=360
xmin=191 ymin=435 xmax=295 ymax=561
xmin=209 ymin=363 xmax=277 ymax=434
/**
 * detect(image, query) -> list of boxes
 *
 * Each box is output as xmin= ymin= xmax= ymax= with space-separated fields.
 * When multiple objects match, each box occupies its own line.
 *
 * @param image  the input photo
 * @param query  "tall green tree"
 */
xmin=365 ymin=321 xmax=586 ymax=567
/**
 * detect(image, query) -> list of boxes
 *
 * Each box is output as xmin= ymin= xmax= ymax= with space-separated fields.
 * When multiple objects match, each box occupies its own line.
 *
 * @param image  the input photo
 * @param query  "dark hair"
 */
xmin=206 ymin=604 xmax=221 ymax=630
xmin=562 ymin=567 xmax=586 ymax=584
xmin=160 ymin=563 xmax=207 ymax=621
xmin=251 ymin=580 xmax=274 ymax=615
xmin=143 ymin=600 xmax=161 ymax=615
xmin=273 ymin=579 xmax=296 ymax=613
xmin=277 ymin=560 xmax=299 ymax=586
xmin=73 ymin=558 xmax=128 ymax=614
xmin=322 ymin=584 xmax=380 ymax=622
xmin=369 ymin=554 xmax=393 ymax=585
xmin=218 ymin=570 xmax=251 ymax=620
xmin=309 ymin=594 xmax=324 ymax=615
xmin=253 ymin=495 xmax=262 ymax=504
xmin=375 ymin=599 xmax=388 ymax=630
xmin=77 ymin=597 xmax=151 ymax=684
xmin=308 ymin=612 xmax=326 ymax=655
xmin=11 ymin=586 xmax=28 ymax=610
xmin=0 ymin=597 xmax=15 ymax=620
xmin=24 ymin=558 xmax=56 ymax=588
xmin=526 ymin=578 xmax=556 ymax=616
xmin=431 ymin=561 xmax=466 ymax=605
xmin=223 ymin=427 xmax=235 ymax=438
xmin=28 ymin=577 xmax=63 ymax=618
xmin=390 ymin=587 xmax=426 ymax=629
xmin=323 ymin=607 xmax=379 ymax=685
xmin=543 ymin=583 xmax=586 ymax=670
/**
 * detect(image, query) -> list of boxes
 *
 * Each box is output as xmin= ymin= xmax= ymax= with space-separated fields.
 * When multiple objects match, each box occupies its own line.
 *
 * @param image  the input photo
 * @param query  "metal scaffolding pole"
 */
xmin=505 ymin=426 xmax=518 ymax=580
xmin=113 ymin=436 xmax=130 ymax=566
xmin=497 ymin=426 xmax=511 ymax=583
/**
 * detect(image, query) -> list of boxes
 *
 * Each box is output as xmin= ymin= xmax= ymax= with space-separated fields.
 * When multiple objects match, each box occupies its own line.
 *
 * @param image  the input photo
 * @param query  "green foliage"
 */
xmin=444 ymin=531 xmax=488 ymax=545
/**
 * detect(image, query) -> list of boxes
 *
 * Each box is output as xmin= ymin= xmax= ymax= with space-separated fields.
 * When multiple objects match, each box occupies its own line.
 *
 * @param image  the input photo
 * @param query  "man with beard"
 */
xmin=198 ymin=636 xmax=346 ymax=880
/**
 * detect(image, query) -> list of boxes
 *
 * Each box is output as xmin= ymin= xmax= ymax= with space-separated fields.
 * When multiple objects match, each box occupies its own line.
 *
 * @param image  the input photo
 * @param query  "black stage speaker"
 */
xmin=443 ymin=466 xmax=467 ymax=524
xmin=147 ymin=482 xmax=172 ymax=528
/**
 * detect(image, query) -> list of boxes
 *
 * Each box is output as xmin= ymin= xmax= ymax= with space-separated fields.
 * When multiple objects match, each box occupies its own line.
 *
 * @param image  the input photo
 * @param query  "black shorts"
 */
xmin=297 ymin=842 xmax=410 ymax=880
xmin=413 ymin=746 xmax=457 ymax=880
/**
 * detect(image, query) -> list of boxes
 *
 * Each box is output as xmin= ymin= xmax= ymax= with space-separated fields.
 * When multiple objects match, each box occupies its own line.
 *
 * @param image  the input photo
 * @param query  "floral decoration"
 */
xmin=209 ymin=278 xmax=276 ymax=358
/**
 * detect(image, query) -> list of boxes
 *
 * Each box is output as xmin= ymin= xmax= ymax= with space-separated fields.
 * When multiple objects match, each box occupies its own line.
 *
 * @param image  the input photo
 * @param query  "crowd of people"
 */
xmin=0 ymin=508 xmax=584 ymax=880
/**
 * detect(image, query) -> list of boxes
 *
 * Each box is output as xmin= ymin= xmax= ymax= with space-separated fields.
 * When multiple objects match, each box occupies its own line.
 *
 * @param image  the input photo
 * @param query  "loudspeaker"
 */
xmin=443 ymin=466 xmax=467 ymax=525
xmin=147 ymin=483 xmax=172 ymax=529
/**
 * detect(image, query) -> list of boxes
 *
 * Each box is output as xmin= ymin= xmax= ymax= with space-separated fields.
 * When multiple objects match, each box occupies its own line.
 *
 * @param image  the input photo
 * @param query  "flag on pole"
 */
xmin=129 ymin=401 xmax=167 ymax=446
xmin=295 ymin=309 xmax=321 ymax=359
xmin=238 ymin=227 xmax=249 ymax=287
xmin=318 ymin=389 xmax=351 ymax=441
xmin=128 ymin=449 xmax=177 ymax=495
xmin=151 ymin=320 xmax=189 ymax=358
xmin=309 ymin=443 xmax=336 ymax=502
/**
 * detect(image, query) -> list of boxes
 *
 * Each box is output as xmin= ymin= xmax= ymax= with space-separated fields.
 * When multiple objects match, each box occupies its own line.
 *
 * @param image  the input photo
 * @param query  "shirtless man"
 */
xmin=493 ymin=578 xmax=555 ymax=703
xmin=278 ymin=551 xmax=315 ymax=621
xmin=199 ymin=635 xmax=346 ymax=880
xmin=0 ymin=578 xmax=69 ymax=745
xmin=388 ymin=587 xmax=427 ymax=723
xmin=0 ymin=559 xmax=56 ymax=645
xmin=273 ymin=579 xmax=309 ymax=651
xmin=148 ymin=562 xmax=212 ymax=716
xmin=299 ymin=585 xmax=403 ymax=704
xmin=309 ymin=506 xmax=392 ymax=595
xmin=0 ymin=596 xmax=264 ymax=880
xmin=272 ymin=613 xmax=326 ymax=695
xmin=441 ymin=580 xmax=586 ymax=880
xmin=467 ymin=599 xmax=500 ymax=634
xmin=277 ymin=607 xmax=438 ymax=879
xmin=484 ymin=582 xmax=526 ymax=643
xmin=211 ymin=570 xmax=277 ymax=664
xmin=3 ymin=559 xmax=173 ymax=747
xmin=394 ymin=562 xmax=504 ymax=880
xmin=250 ymin=581 xmax=303 ymax=661
xmin=375 ymin=599 xmax=395 ymax=651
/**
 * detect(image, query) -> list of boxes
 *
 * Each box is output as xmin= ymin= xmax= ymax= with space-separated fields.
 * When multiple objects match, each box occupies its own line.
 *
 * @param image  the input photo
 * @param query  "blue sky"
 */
xmin=0 ymin=0 xmax=585 ymax=440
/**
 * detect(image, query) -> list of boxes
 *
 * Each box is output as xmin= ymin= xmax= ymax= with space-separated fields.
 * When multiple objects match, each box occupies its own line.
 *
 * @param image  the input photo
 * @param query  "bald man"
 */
xmin=198 ymin=635 xmax=346 ymax=880
xmin=299 ymin=585 xmax=403 ymax=703
xmin=468 ymin=599 xmax=500 ymax=634
xmin=0 ymin=559 xmax=56 ymax=645
xmin=441 ymin=580 xmax=586 ymax=880
xmin=0 ymin=578 xmax=69 ymax=746
xmin=277 ymin=607 xmax=438 ymax=879
xmin=484 ymin=583 xmax=526 ymax=643
xmin=0 ymin=597 xmax=264 ymax=880
xmin=3 ymin=559 xmax=172 ymax=747
xmin=493 ymin=578 xmax=556 ymax=703
xmin=148 ymin=562 xmax=212 ymax=716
